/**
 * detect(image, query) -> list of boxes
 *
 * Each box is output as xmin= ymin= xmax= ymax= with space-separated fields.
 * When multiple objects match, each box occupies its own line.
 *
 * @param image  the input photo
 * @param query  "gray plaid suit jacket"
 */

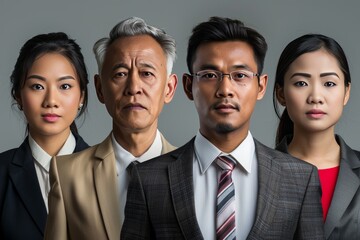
xmin=121 ymin=138 xmax=324 ymax=239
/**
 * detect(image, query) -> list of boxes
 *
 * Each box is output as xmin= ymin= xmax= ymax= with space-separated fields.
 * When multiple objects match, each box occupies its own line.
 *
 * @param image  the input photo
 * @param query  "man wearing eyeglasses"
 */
xmin=121 ymin=17 xmax=324 ymax=239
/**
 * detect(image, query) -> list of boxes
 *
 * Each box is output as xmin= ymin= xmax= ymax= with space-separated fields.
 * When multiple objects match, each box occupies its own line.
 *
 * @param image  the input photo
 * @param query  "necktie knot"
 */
xmin=216 ymin=155 xmax=236 ymax=171
xmin=127 ymin=160 xmax=139 ymax=175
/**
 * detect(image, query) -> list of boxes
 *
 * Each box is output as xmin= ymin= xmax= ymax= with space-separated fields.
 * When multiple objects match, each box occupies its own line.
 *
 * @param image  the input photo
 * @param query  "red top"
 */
xmin=318 ymin=166 xmax=340 ymax=221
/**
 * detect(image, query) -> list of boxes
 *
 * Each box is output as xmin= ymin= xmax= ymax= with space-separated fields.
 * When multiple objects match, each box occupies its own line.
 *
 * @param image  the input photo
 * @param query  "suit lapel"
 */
xmin=325 ymin=136 xmax=360 ymax=238
xmin=93 ymin=135 xmax=120 ymax=240
xmin=248 ymin=140 xmax=281 ymax=237
xmin=9 ymin=139 xmax=47 ymax=234
xmin=168 ymin=139 xmax=203 ymax=240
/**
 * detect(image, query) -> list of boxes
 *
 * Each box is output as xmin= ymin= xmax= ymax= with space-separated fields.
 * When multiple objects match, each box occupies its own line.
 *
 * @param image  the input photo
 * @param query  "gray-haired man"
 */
xmin=44 ymin=17 xmax=178 ymax=240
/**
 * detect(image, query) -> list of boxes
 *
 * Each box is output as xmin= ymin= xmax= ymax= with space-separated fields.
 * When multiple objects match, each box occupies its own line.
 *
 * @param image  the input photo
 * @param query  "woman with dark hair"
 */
xmin=0 ymin=32 xmax=89 ymax=239
xmin=274 ymin=34 xmax=360 ymax=239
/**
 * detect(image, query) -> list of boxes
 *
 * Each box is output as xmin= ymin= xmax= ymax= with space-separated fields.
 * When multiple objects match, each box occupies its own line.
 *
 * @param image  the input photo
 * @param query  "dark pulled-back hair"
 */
xmin=10 ymin=32 xmax=89 ymax=134
xmin=186 ymin=16 xmax=268 ymax=74
xmin=273 ymin=34 xmax=351 ymax=145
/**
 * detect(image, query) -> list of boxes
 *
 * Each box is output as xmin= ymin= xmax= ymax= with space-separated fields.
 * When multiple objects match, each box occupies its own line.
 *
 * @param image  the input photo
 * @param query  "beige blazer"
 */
xmin=44 ymin=133 xmax=175 ymax=240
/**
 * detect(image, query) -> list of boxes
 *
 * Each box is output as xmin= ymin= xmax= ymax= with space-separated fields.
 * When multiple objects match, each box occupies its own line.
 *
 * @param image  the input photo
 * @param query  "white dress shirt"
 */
xmin=111 ymin=130 xmax=162 ymax=227
xmin=29 ymin=132 xmax=76 ymax=212
xmin=193 ymin=131 xmax=258 ymax=240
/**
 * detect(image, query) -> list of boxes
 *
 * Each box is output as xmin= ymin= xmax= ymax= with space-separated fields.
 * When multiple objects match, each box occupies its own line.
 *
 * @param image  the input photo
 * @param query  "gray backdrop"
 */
xmin=1 ymin=0 xmax=359 ymax=152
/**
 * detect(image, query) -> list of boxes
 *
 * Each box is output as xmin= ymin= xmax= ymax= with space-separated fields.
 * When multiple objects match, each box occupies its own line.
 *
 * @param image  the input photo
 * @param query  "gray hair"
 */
xmin=93 ymin=16 xmax=176 ymax=76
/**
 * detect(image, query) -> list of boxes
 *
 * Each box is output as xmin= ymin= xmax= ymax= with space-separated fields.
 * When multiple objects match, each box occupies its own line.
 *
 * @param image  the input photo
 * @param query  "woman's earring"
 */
xmin=78 ymin=103 xmax=83 ymax=111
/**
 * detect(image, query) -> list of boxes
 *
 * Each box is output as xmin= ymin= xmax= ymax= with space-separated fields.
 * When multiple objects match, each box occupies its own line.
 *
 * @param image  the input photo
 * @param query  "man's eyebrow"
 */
xmin=111 ymin=62 xmax=157 ymax=71
xmin=138 ymin=62 xmax=156 ymax=70
xmin=232 ymin=64 xmax=253 ymax=71
xmin=197 ymin=64 xmax=253 ymax=71
xmin=197 ymin=64 xmax=219 ymax=71
xmin=112 ymin=63 xmax=128 ymax=71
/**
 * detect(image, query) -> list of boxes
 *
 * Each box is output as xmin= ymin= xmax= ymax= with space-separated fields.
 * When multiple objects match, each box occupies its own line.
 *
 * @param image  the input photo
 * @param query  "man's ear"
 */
xmin=182 ymin=73 xmax=194 ymax=100
xmin=94 ymin=74 xmax=105 ymax=104
xmin=275 ymin=84 xmax=286 ymax=106
xmin=164 ymin=74 xmax=178 ymax=104
xmin=256 ymin=74 xmax=268 ymax=100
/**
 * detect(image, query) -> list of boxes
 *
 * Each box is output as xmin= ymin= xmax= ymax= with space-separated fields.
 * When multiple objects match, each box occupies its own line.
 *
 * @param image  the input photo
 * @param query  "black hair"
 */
xmin=10 ymin=32 xmax=89 ymax=134
xmin=186 ymin=16 xmax=268 ymax=74
xmin=273 ymin=34 xmax=351 ymax=145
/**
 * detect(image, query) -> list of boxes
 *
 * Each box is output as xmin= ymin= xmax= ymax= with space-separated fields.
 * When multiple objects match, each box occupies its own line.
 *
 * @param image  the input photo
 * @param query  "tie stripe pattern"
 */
xmin=216 ymin=155 xmax=237 ymax=240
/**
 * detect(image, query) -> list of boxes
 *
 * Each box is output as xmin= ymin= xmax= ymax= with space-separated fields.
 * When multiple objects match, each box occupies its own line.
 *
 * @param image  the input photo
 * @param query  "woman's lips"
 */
xmin=42 ymin=114 xmax=60 ymax=123
xmin=306 ymin=109 xmax=326 ymax=119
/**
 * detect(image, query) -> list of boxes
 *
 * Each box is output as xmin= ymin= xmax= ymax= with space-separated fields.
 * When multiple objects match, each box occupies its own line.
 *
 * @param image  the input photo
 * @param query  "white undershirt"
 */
xmin=193 ymin=130 xmax=258 ymax=240
xmin=111 ymin=130 xmax=162 ymax=229
xmin=28 ymin=132 xmax=76 ymax=212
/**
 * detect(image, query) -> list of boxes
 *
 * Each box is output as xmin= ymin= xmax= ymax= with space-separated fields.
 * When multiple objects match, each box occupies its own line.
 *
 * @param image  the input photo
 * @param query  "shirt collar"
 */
xmin=194 ymin=130 xmax=255 ymax=174
xmin=111 ymin=130 xmax=162 ymax=173
xmin=137 ymin=130 xmax=162 ymax=163
xmin=28 ymin=132 xmax=76 ymax=172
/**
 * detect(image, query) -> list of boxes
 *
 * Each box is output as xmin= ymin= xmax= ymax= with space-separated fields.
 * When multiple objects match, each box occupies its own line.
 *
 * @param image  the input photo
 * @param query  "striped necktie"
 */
xmin=215 ymin=154 xmax=237 ymax=240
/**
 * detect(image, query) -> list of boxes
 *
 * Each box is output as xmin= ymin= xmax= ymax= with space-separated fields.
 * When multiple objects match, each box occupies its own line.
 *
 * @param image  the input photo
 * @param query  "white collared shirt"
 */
xmin=193 ymin=131 xmax=258 ymax=240
xmin=111 ymin=129 xmax=162 ymax=228
xmin=29 ymin=132 xmax=76 ymax=212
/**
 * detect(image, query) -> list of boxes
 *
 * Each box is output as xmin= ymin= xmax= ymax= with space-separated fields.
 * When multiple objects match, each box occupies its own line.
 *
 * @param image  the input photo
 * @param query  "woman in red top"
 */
xmin=273 ymin=34 xmax=360 ymax=239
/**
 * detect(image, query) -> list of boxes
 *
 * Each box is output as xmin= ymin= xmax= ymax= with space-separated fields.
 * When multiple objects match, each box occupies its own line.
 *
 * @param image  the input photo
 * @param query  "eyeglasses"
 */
xmin=191 ymin=69 xmax=259 ymax=86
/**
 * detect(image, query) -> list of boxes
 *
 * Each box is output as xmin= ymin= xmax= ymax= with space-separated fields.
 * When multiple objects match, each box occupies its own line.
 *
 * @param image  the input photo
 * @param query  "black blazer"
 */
xmin=121 ymin=138 xmax=324 ymax=239
xmin=277 ymin=135 xmax=360 ymax=240
xmin=0 ymin=134 xmax=88 ymax=240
